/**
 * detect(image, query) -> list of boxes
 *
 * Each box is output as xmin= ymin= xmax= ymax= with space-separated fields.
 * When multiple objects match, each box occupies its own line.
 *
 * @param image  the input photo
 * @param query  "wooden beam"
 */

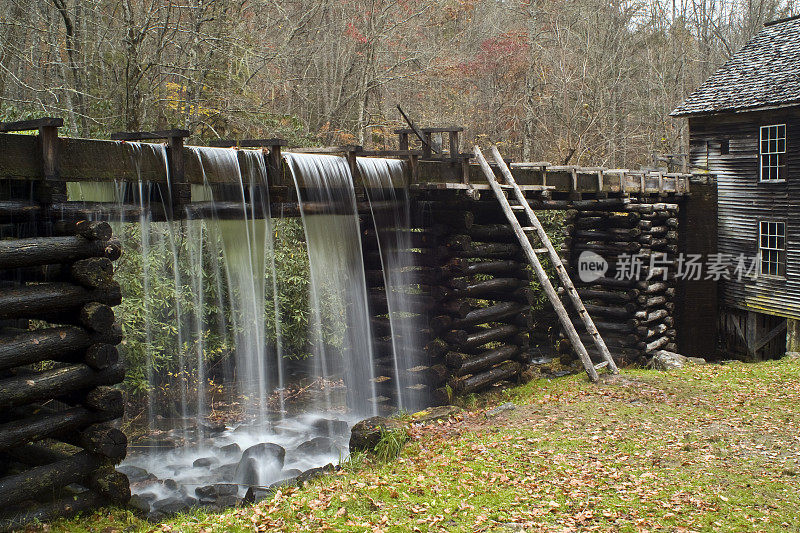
xmin=0 ymin=117 xmax=63 ymax=132
xmin=753 ymin=320 xmax=787 ymax=352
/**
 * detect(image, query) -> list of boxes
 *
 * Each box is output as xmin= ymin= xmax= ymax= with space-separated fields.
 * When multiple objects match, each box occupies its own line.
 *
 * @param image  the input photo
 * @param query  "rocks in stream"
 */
xmin=349 ymin=416 xmax=405 ymax=453
xmin=195 ymin=483 xmax=241 ymax=510
xmin=117 ymin=465 xmax=152 ymax=483
xmin=294 ymin=436 xmax=338 ymax=456
xmin=234 ymin=443 xmax=286 ymax=485
xmin=151 ymin=495 xmax=197 ymax=515
xmin=192 ymin=456 xmax=219 ymax=468
xmin=217 ymin=442 xmax=241 ymax=456
xmin=195 ymin=483 xmax=238 ymax=500
xmin=211 ymin=462 xmax=238 ymax=482
xmin=243 ymin=486 xmax=274 ymax=504
xmin=128 ymin=494 xmax=152 ymax=515
xmin=125 ymin=418 xmax=354 ymax=517
xmin=311 ymin=418 xmax=349 ymax=436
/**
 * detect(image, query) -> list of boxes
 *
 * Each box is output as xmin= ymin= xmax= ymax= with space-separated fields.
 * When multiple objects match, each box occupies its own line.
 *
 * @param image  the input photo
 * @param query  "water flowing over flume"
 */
xmin=357 ymin=157 xmax=430 ymax=412
xmin=284 ymin=153 xmax=379 ymax=418
xmin=70 ymin=146 xmax=434 ymax=515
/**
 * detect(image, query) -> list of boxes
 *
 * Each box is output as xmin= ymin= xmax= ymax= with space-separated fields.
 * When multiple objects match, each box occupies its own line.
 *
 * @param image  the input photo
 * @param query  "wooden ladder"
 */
xmin=474 ymin=145 xmax=619 ymax=381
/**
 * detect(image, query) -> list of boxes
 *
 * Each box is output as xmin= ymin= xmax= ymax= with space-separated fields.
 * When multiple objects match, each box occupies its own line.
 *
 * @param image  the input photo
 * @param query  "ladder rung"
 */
xmin=533 ymin=247 xmax=548 ymax=254
xmin=521 ymin=226 xmax=536 ymax=232
xmin=594 ymin=361 xmax=609 ymax=370
xmin=510 ymin=205 xmax=525 ymax=211
xmin=499 ymin=184 xmax=514 ymax=189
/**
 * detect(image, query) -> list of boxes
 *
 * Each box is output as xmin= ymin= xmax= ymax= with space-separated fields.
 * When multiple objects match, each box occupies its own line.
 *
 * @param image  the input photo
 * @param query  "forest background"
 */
xmin=3 ymin=0 xmax=798 ymax=167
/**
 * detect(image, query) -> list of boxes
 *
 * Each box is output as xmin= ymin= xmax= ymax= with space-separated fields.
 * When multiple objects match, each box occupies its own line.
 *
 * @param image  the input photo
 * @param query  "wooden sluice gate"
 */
xmin=0 ymin=118 xmax=692 ymax=525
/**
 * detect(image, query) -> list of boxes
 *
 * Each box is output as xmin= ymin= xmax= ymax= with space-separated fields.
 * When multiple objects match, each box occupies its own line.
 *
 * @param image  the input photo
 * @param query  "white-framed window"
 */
xmin=759 ymin=221 xmax=786 ymax=277
xmin=759 ymin=124 xmax=786 ymax=181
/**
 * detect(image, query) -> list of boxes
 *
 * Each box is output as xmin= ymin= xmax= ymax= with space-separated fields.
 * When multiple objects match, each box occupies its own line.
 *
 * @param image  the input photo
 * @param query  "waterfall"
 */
xmin=358 ymin=157 xmax=430 ymax=412
xmin=188 ymin=146 xmax=278 ymax=431
xmin=284 ymin=153 xmax=378 ymax=417
xmin=67 ymin=145 xmax=431 ymax=513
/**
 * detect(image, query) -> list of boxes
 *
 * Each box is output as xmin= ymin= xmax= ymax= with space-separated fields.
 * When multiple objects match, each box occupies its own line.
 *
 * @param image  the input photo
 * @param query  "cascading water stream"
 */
xmin=188 ymin=146 xmax=290 ymax=428
xmin=357 ymin=157 xmax=429 ymax=412
xmin=284 ymin=153 xmax=379 ymax=417
xmin=69 ymin=145 xmax=434 ymax=516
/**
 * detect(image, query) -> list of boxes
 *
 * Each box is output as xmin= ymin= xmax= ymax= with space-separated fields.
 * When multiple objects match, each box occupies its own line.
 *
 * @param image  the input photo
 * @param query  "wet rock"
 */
xmin=151 ymin=495 xmax=197 ymax=514
xmin=349 ymin=416 xmax=404 ymax=453
xmin=211 ymin=462 xmax=238 ymax=482
xmin=163 ymin=478 xmax=180 ymax=492
xmin=412 ymin=405 xmax=462 ymax=423
xmin=218 ymin=443 xmax=241 ymax=456
xmin=213 ymin=494 xmax=241 ymax=509
xmin=195 ymin=485 xmax=217 ymax=500
xmin=234 ymin=443 xmax=285 ymax=486
xmin=128 ymin=494 xmax=151 ymax=514
xmin=165 ymin=464 xmax=187 ymax=476
xmin=139 ymin=491 xmax=158 ymax=502
xmin=117 ymin=465 xmax=151 ymax=483
xmin=235 ymin=457 xmax=260 ymax=486
xmin=243 ymin=486 xmax=274 ymax=504
xmin=485 ymin=402 xmax=516 ymax=418
xmin=296 ymin=463 xmax=335 ymax=486
xmin=192 ymin=456 xmax=219 ymax=468
xmin=647 ymin=350 xmax=706 ymax=370
xmin=241 ymin=443 xmax=286 ymax=465
xmin=195 ymin=483 xmax=239 ymax=502
xmin=282 ymin=468 xmax=302 ymax=478
xmin=215 ymin=483 xmax=239 ymax=496
xmin=294 ymin=436 xmax=338 ymax=456
xmin=200 ymin=420 xmax=227 ymax=435
xmin=311 ymin=418 xmax=349 ymax=436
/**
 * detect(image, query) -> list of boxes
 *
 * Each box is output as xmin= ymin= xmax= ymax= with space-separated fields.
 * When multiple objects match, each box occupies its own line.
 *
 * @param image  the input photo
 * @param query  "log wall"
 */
xmin=0 ymin=220 xmax=129 ymax=529
xmin=411 ymin=199 xmax=532 ymax=400
xmin=403 ymin=193 xmax=686 ymax=398
xmin=560 ymin=201 xmax=679 ymax=365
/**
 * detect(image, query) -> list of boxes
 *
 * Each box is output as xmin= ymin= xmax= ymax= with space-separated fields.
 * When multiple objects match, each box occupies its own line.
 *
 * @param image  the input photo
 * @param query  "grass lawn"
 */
xmin=41 ymin=357 xmax=800 ymax=532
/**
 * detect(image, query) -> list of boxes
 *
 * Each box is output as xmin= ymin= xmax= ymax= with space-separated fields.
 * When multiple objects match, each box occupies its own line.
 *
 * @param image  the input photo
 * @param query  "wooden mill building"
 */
xmin=672 ymin=14 xmax=800 ymax=358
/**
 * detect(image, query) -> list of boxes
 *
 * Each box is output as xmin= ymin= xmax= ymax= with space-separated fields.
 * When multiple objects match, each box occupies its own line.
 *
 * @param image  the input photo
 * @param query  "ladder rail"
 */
xmin=473 ymin=146 xmax=600 ymax=382
xmin=488 ymin=146 xmax=619 ymax=374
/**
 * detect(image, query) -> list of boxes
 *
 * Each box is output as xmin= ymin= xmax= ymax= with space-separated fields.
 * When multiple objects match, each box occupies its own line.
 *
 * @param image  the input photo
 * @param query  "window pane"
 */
xmin=759 ymin=221 xmax=786 ymax=276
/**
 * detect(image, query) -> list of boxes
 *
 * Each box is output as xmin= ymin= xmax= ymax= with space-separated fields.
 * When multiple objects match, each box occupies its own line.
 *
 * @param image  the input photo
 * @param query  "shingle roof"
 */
xmin=671 ymin=15 xmax=800 ymax=116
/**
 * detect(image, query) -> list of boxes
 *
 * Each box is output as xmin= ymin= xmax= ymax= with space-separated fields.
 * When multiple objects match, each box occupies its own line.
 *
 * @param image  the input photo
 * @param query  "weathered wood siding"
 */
xmin=689 ymin=107 xmax=800 ymax=319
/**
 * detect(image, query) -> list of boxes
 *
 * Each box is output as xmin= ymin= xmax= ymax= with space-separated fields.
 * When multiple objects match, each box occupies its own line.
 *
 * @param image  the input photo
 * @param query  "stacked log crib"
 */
xmin=0 ymin=220 xmax=129 ymax=529
xmin=561 ymin=202 xmax=679 ymax=364
xmin=361 ymin=213 xmax=447 ymax=410
xmin=413 ymin=201 xmax=531 ymax=398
